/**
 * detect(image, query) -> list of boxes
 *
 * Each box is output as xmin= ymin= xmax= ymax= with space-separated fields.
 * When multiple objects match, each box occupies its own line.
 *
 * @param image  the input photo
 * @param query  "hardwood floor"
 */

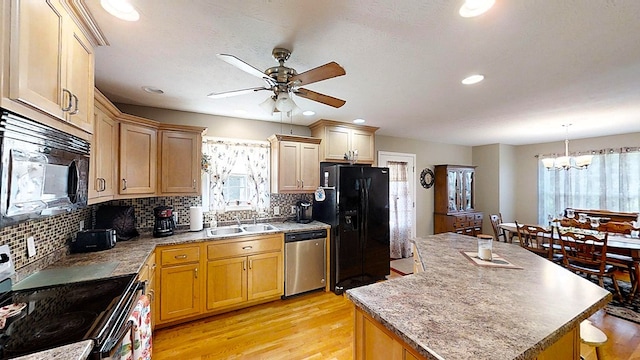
xmin=153 ymin=275 xmax=640 ymax=360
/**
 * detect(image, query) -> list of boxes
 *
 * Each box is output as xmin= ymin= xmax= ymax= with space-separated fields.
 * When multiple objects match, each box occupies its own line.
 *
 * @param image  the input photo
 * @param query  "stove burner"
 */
xmin=3 ymin=311 xmax=97 ymax=353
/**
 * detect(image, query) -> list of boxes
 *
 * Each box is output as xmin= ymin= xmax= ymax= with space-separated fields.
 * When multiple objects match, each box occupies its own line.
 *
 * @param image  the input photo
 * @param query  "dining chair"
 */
xmin=602 ymin=221 xmax=633 ymax=235
xmin=514 ymin=222 xmax=563 ymax=263
xmin=558 ymin=230 xmax=622 ymax=300
xmin=489 ymin=214 xmax=508 ymax=243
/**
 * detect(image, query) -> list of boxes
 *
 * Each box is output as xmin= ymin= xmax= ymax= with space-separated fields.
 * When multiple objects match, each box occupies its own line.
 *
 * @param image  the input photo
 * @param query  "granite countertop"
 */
xmin=12 ymin=220 xmax=329 ymax=360
xmin=345 ymin=233 xmax=612 ymax=360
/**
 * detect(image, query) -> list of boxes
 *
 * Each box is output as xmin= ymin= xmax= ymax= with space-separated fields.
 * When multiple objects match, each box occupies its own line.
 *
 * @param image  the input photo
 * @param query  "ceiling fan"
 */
xmin=207 ymin=48 xmax=346 ymax=113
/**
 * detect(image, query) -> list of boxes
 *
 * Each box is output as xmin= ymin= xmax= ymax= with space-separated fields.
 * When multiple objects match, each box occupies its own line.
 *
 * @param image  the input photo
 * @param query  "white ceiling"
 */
xmin=85 ymin=0 xmax=640 ymax=146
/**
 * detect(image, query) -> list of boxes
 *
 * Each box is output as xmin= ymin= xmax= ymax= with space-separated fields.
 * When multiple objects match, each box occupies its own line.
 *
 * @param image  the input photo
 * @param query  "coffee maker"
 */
xmin=295 ymin=200 xmax=312 ymax=224
xmin=153 ymin=205 xmax=176 ymax=237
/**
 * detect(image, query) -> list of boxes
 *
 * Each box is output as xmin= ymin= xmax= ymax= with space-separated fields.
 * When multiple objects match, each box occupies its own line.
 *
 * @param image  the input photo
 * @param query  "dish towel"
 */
xmin=114 ymin=295 xmax=152 ymax=360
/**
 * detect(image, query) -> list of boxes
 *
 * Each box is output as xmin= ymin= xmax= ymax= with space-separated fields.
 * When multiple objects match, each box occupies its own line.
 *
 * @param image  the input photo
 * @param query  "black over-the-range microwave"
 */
xmin=0 ymin=109 xmax=90 ymax=227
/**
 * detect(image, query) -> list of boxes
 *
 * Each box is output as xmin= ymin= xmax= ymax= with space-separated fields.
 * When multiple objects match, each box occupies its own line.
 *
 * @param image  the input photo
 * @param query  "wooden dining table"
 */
xmin=499 ymin=222 xmax=640 ymax=300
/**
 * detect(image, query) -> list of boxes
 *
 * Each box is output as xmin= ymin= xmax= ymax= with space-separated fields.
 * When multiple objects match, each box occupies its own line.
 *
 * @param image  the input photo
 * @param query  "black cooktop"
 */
xmin=0 ymin=274 xmax=135 ymax=359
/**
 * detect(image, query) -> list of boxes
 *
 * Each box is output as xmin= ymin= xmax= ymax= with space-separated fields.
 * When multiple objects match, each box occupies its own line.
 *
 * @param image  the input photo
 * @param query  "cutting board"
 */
xmin=12 ymin=262 xmax=119 ymax=291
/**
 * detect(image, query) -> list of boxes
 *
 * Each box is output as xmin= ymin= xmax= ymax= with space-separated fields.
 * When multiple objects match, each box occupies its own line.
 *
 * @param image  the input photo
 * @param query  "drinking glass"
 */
xmin=566 ymin=209 xmax=575 ymax=218
xmin=590 ymin=217 xmax=599 ymax=230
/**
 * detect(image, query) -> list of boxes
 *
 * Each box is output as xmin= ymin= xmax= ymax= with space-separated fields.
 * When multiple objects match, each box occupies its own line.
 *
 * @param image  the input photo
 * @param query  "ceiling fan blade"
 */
xmin=207 ymin=87 xmax=269 ymax=99
xmin=294 ymin=88 xmax=346 ymax=108
xmin=217 ymin=54 xmax=267 ymax=79
xmin=289 ymin=62 xmax=346 ymax=86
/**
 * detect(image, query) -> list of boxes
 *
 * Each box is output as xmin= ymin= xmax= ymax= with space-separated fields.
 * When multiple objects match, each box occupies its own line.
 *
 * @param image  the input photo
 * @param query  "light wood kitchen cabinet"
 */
xmin=158 ymin=244 xmax=202 ymax=323
xmin=309 ymin=119 xmax=378 ymax=164
xmin=434 ymin=165 xmax=483 ymax=236
xmin=159 ymin=130 xmax=201 ymax=195
xmin=88 ymin=101 xmax=118 ymax=204
xmin=119 ymin=122 xmax=157 ymax=195
xmin=354 ymin=307 xmax=426 ymax=360
xmin=268 ymin=134 xmax=321 ymax=193
xmin=138 ymin=251 xmax=157 ymax=330
xmin=206 ymin=233 xmax=284 ymax=312
xmin=8 ymin=0 xmax=94 ymax=133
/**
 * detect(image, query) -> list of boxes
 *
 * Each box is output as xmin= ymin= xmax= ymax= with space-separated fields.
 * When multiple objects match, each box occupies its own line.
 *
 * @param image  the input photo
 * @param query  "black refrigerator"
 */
xmin=313 ymin=165 xmax=390 ymax=294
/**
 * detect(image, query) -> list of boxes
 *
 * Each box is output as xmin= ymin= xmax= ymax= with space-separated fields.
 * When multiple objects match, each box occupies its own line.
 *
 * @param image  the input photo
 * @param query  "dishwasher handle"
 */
xmin=285 ymin=229 xmax=327 ymax=243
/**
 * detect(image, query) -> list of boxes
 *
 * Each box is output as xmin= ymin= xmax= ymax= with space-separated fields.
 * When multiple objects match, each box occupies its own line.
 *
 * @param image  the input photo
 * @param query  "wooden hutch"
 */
xmin=434 ymin=165 xmax=483 ymax=236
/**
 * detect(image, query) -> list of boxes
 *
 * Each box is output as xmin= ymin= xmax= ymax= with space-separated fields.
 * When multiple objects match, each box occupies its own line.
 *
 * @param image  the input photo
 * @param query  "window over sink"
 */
xmin=202 ymin=137 xmax=270 ymax=213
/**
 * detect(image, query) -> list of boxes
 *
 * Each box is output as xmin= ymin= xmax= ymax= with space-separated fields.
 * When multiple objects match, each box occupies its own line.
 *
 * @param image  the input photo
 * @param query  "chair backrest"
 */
xmin=489 ymin=214 xmax=501 ymax=240
xmin=515 ymin=222 xmax=554 ymax=259
xmin=558 ymin=231 xmax=609 ymax=275
xmin=559 ymin=217 xmax=592 ymax=230
xmin=602 ymin=221 xmax=633 ymax=235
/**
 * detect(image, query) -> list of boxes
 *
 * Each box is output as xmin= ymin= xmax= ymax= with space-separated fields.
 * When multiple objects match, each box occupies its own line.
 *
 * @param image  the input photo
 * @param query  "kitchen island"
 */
xmin=346 ymin=233 xmax=612 ymax=360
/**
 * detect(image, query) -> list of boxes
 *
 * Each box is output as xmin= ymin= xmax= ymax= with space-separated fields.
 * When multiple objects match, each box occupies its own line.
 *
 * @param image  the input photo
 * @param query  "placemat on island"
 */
xmin=461 ymin=251 xmax=523 ymax=269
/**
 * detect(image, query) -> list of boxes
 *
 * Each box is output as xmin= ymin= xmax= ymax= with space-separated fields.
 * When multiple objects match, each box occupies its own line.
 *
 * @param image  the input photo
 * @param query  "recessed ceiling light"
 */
xmin=461 ymin=74 xmax=485 ymax=85
xmin=234 ymin=109 xmax=247 ymax=115
xmin=101 ymin=0 xmax=140 ymax=21
xmin=141 ymin=86 xmax=164 ymax=94
xmin=302 ymin=110 xmax=315 ymax=116
xmin=459 ymin=0 xmax=495 ymax=18
xmin=353 ymin=118 xmax=366 ymax=124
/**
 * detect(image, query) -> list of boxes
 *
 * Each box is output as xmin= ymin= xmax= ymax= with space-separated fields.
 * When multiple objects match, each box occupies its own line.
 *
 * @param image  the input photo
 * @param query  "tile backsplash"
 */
xmin=1 ymin=193 xmax=314 ymax=279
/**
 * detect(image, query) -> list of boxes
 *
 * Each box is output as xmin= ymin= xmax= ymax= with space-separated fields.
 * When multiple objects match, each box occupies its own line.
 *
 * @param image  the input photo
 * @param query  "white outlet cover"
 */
xmin=27 ymin=237 xmax=36 ymax=258
xmin=291 ymin=206 xmax=296 ymax=214
xmin=273 ymin=206 xmax=280 ymax=216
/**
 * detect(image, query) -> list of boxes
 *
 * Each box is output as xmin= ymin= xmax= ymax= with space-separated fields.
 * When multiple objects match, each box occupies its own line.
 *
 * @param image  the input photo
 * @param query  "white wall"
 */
xmin=375 ymin=135 xmax=472 ymax=236
xmin=472 ymin=144 xmax=500 ymax=234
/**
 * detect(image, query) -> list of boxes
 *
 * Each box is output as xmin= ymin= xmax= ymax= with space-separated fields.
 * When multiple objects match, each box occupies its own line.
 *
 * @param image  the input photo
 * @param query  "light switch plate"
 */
xmin=273 ymin=206 xmax=280 ymax=216
xmin=27 ymin=236 xmax=36 ymax=257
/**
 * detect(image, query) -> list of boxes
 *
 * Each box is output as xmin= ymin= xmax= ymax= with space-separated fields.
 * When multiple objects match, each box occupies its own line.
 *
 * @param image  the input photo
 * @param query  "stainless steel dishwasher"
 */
xmin=284 ymin=229 xmax=327 ymax=297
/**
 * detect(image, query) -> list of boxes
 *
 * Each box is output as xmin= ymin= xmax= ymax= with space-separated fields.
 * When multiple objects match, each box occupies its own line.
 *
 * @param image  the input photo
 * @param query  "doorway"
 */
xmin=378 ymin=151 xmax=416 ymax=259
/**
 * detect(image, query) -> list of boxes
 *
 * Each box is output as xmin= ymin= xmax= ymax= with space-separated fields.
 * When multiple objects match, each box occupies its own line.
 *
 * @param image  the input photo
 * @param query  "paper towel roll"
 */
xmin=189 ymin=206 xmax=203 ymax=231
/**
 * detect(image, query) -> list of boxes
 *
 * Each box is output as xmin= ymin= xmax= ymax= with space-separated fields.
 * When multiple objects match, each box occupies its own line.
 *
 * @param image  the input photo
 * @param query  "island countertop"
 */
xmin=345 ymin=233 xmax=612 ymax=360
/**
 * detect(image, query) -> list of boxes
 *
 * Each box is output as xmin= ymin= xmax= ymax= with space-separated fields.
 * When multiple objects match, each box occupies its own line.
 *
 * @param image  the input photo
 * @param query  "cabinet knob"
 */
xmin=194 ymin=268 xmax=198 ymax=279
xmin=242 ymin=246 xmax=253 ymax=250
xmin=193 ymin=179 xmax=196 ymax=189
xmin=174 ymin=254 xmax=187 ymax=259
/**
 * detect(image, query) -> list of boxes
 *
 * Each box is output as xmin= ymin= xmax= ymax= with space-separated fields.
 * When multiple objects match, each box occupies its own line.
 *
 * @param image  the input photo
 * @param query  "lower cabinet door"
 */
xmin=206 ymin=257 xmax=247 ymax=310
xmin=159 ymin=263 xmax=200 ymax=321
xmin=248 ymin=251 xmax=283 ymax=300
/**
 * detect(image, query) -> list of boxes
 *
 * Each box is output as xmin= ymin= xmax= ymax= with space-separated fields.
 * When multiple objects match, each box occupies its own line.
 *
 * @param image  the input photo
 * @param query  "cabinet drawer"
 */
xmin=160 ymin=246 xmax=200 ymax=266
xmin=466 ymin=214 xmax=475 ymax=222
xmin=208 ymin=236 xmax=282 ymax=260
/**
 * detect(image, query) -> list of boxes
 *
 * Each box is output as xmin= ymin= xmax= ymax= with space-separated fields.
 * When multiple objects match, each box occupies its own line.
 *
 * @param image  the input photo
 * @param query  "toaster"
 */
xmin=71 ymin=229 xmax=116 ymax=253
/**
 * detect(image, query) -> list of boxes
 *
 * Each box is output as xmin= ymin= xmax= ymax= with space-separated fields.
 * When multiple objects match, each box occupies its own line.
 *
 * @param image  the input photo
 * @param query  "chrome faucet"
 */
xmin=234 ymin=215 xmax=241 ymax=226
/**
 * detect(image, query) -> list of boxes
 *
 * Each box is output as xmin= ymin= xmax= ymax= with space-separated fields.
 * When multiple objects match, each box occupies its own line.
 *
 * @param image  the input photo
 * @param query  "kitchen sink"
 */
xmin=205 ymin=223 xmax=279 ymax=238
xmin=206 ymin=226 xmax=245 ymax=237
xmin=241 ymin=223 xmax=278 ymax=233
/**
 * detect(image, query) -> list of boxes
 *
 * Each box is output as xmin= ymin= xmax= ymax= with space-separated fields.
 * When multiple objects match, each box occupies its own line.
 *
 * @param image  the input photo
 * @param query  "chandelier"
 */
xmin=541 ymin=124 xmax=593 ymax=170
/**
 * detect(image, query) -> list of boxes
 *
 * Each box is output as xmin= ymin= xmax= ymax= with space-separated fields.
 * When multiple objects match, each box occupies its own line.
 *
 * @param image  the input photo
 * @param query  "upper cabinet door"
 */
xmin=10 ymin=0 xmax=66 ymax=119
xmin=160 ymin=131 xmax=201 ymax=194
xmin=120 ymin=123 xmax=157 ymax=195
xmin=8 ymin=0 xmax=95 ymax=133
xmin=65 ymin=21 xmax=95 ymax=133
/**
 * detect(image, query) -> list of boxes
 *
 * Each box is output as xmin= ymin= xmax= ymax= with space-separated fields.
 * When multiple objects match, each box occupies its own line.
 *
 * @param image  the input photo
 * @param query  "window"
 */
xmin=202 ymin=138 xmax=270 ymax=213
xmin=538 ymin=148 xmax=640 ymax=224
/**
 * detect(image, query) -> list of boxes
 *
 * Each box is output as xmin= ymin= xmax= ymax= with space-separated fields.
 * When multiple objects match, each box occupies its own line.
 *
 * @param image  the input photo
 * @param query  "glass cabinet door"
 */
xmin=462 ymin=170 xmax=474 ymax=210
xmin=447 ymin=170 xmax=458 ymax=212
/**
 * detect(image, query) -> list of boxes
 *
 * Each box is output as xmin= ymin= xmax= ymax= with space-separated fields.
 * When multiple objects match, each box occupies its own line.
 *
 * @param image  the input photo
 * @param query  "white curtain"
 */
xmin=538 ymin=147 xmax=640 ymax=223
xmin=388 ymin=161 xmax=412 ymax=258
xmin=202 ymin=139 xmax=270 ymax=213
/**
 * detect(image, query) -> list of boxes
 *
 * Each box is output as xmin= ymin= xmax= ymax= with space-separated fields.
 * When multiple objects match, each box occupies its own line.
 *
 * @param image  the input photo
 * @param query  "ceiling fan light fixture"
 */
xmin=259 ymin=96 xmax=276 ymax=115
xmin=100 ymin=0 xmax=140 ymax=21
xmin=275 ymin=92 xmax=296 ymax=112
xmin=459 ymin=0 xmax=495 ymax=18
xmin=462 ymin=74 xmax=485 ymax=85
